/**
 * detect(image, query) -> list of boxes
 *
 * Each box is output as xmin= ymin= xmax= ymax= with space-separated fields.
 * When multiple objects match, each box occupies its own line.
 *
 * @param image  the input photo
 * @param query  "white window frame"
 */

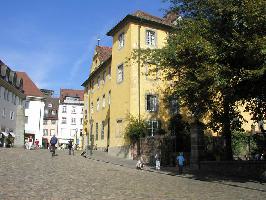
xmin=97 ymin=98 xmax=100 ymax=111
xmin=118 ymin=32 xmax=125 ymax=49
xmin=147 ymin=120 xmax=159 ymax=136
xmin=102 ymin=94 xmax=106 ymax=108
xmin=62 ymin=106 xmax=67 ymax=113
xmin=62 ymin=117 xmax=67 ymax=124
xmin=146 ymin=30 xmax=156 ymax=46
xmin=71 ymin=118 xmax=76 ymax=125
xmin=146 ymin=94 xmax=158 ymax=112
xmin=117 ymin=64 xmax=124 ymax=83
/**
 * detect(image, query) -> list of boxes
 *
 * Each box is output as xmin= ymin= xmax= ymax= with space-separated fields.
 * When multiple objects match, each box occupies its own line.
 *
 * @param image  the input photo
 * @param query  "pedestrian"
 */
xmin=176 ymin=152 xmax=185 ymax=174
xmin=155 ymin=153 xmax=160 ymax=170
xmin=35 ymin=139 xmax=39 ymax=149
xmin=28 ymin=136 xmax=33 ymax=150
xmin=136 ymin=156 xmax=144 ymax=170
xmin=68 ymin=140 xmax=73 ymax=155
xmin=50 ymin=135 xmax=58 ymax=156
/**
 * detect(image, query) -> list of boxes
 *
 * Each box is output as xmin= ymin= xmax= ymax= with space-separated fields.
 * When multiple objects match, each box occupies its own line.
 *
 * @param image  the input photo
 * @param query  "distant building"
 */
xmin=17 ymin=72 xmax=45 ymax=146
xmin=40 ymin=89 xmax=59 ymax=148
xmin=58 ymin=89 xmax=84 ymax=148
xmin=0 ymin=60 xmax=25 ymax=147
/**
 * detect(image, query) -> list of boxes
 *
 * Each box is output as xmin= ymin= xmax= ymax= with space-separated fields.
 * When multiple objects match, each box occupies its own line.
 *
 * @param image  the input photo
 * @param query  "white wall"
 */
xmin=25 ymin=99 xmax=45 ymax=145
xmin=58 ymin=103 xmax=84 ymax=144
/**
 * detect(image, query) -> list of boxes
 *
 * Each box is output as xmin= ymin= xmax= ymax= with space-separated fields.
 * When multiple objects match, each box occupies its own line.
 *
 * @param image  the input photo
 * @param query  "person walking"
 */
xmin=176 ymin=152 xmax=185 ymax=174
xmin=50 ymin=135 xmax=58 ymax=156
xmin=28 ymin=136 xmax=33 ymax=150
xmin=155 ymin=154 xmax=160 ymax=170
xmin=68 ymin=140 xmax=73 ymax=155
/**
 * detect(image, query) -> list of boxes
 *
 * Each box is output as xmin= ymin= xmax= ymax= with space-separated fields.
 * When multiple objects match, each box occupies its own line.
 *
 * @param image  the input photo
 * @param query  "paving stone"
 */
xmin=0 ymin=148 xmax=265 ymax=200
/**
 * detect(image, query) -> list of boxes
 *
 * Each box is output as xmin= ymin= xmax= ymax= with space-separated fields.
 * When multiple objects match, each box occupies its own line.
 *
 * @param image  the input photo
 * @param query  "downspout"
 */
xmin=138 ymin=24 xmax=141 ymax=121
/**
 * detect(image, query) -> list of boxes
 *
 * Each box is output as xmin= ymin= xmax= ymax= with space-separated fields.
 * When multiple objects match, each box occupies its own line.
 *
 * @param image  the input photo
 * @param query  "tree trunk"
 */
xmin=223 ymin=97 xmax=233 ymax=160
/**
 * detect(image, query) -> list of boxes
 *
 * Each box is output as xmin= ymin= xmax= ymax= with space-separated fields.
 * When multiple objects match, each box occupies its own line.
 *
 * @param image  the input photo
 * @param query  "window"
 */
xmin=103 ymin=71 xmax=106 ymax=84
xmin=146 ymin=30 xmax=156 ymax=46
xmin=97 ymin=98 xmax=100 ymax=111
xmin=43 ymin=129 xmax=48 ymax=136
xmin=62 ymin=106 xmax=67 ymax=113
xmin=170 ymin=98 xmax=179 ymax=115
xmin=102 ymin=94 xmax=106 ymax=108
xmin=101 ymin=121 xmax=104 ymax=140
xmin=147 ymin=120 xmax=159 ymax=136
xmin=96 ymin=122 xmax=98 ymax=140
xmin=116 ymin=120 xmax=123 ymax=137
xmin=117 ymin=64 xmax=124 ymax=83
xmin=25 ymin=101 xmax=29 ymax=109
xmin=146 ymin=95 xmax=158 ymax=112
xmin=25 ymin=116 xmax=28 ymax=124
xmin=43 ymin=120 xmax=48 ymax=125
xmin=108 ymin=91 xmax=111 ymax=105
xmin=62 ymin=117 xmax=67 ymax=124
xmin=80 ymin=118 xmax=83 ymax=125
xmin=10 ymin=111 xmax=14 ymax=120
xmin=118 ymin=32 xmax=125 ymax=48
xmin=71 ymin=106 xmax=76 ymax=114
xmin=97 ymin=76 xmax=100 ymax=88
xmin=50 ymin=129 xmax=56 ymax=136
xmin=51 ymin=120 xmax=56 ymax=125
xmin=71 ymin=118 xmax=76 ymax=125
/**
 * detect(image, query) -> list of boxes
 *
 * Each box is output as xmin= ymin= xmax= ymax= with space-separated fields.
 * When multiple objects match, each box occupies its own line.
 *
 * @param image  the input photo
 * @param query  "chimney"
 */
xmin=164 ymin=11 xmax=178 ymax=24
xmin=97 ymin=38 xmax=100 ymax=46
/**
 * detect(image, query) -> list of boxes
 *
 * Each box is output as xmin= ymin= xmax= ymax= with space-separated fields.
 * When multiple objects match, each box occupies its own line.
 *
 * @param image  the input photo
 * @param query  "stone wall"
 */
xmin=132 ymin=135 xmax=177 ymax=166
xmin=200 ymin=161 xmax=266 ymax=180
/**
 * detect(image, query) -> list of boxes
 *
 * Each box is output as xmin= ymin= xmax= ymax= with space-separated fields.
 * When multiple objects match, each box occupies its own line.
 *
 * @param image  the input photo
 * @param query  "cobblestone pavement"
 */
xmin=0 ymin=148 xmax=265 ymax=200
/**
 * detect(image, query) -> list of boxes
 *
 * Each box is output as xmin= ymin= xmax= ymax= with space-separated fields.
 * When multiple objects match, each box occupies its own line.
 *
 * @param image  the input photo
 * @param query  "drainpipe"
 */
xmin=138 ymin=24 xmax=141 ymax=121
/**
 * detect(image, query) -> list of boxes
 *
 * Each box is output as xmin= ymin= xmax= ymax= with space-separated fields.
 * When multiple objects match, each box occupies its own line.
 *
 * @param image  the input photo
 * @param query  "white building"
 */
xmin=0 ymin=60 xmax=25 ymax=147
xmin=58 ymin=89 xmax=84 ymax=148
xmin=17 ymin=72 xmax=45 ymax=146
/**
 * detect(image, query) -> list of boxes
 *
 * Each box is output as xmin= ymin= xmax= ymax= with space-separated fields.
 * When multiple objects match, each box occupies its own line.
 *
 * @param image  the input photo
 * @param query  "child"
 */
xmin=176 ymin=152 xmax=185 ymax=174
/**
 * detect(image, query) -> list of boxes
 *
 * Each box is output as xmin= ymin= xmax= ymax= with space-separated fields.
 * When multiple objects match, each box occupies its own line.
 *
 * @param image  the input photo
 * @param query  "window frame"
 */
xmin=146 ymin=94 xmax=158 ymax=112
xmin=145 ymin=29 xmax=157 ymax=47
xmin=117 ymin=64 xmax=124 ymax=83
xmin=118 ymin=32 xmax=125 ymax=49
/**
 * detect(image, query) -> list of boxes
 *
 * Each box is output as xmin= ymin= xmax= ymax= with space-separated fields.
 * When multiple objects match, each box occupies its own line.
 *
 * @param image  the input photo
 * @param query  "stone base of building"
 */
xmin=108 ymin=145 xmax=132 ymax=159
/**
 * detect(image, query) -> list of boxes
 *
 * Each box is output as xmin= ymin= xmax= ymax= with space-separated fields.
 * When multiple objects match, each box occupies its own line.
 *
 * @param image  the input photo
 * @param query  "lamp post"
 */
xmin=75 ymin=128 xmax=78 ymax=149
xmin=89 ymin=118 xmax=94 ymax=155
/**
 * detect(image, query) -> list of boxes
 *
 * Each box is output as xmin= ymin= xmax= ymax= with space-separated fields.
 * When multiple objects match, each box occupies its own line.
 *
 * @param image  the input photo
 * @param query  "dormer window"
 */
xmin=118 ymin=32 xmax=125 ymax=49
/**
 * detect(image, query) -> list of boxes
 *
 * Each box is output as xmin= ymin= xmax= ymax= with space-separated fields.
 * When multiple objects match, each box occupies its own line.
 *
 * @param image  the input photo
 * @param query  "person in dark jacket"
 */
xmin=68 ymin=140 xmax=73 ymax=155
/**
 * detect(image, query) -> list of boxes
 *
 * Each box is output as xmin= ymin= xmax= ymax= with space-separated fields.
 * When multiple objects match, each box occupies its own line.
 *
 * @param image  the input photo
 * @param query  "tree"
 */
xmin=140 ymin=0 xmax=266 ymax=160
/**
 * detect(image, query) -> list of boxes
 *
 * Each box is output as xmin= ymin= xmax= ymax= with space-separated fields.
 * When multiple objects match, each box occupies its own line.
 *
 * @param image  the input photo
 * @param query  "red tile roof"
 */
xmin=96 ymin=46 xmax=112 ymax=63
xmin=60 ymin=89 xmax=84 ymax=102
xmin=16 ymin=72 xmax=44 ymax=97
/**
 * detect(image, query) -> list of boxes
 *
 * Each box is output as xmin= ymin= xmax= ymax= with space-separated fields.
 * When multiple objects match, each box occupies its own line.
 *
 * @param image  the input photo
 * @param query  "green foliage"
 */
xmin=139 ymin=0 xmax=265 ymax=159
xmin=124 ymin=115 xmax=148 ymax=144
xmin=232 ymin=131 xmax=257 ymax=157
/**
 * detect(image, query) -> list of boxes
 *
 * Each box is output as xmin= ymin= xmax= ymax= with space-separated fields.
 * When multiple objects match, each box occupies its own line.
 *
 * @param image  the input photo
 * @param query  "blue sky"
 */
xmin=0 ymin=0 xmax=169 ymax=96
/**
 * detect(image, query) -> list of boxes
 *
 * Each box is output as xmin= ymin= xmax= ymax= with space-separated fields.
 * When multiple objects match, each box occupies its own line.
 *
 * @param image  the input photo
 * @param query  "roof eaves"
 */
xmin=107 ymin=15 xmax=174 ymax=36
xmin=82 ymin=55 xmax=112 ymax=87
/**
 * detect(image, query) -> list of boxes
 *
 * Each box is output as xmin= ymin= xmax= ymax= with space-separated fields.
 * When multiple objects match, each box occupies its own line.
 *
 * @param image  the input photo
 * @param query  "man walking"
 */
xmin=50 ymin=135 xmax=58 ymax=156
xmin=68 ymin=140 xmax=73 ymax=155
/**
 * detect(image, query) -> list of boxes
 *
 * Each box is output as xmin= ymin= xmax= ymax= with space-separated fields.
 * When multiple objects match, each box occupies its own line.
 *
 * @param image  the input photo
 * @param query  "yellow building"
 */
xmin=82 ymin=11 xmax=176 ymax=158
xmin=82 ymin=11 xmax=265 ymax=158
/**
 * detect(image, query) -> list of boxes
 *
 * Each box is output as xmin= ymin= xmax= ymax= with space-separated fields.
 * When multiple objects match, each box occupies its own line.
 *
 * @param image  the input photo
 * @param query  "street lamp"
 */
xmin=75 ymin=128 xmax=78 ymax=148
xmin=89 ymin=118 xmax=94 ymax=155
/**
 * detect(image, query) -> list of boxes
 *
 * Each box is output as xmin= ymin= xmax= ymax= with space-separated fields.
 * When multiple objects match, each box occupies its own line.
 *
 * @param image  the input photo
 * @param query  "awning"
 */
xmin=1 ymin=132 xmax=9 ymax=137
xmin=9 ymin=132 xmax=15 ymax=137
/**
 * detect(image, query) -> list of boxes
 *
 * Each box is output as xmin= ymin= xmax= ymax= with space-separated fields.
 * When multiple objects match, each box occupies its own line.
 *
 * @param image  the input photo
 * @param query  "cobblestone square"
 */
xmin=0 ymin=148 xmax=265 ymax=200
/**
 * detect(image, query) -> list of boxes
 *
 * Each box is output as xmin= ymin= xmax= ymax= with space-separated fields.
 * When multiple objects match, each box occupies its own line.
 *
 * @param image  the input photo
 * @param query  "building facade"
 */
xmin=82 ymin=11 xmax=174 ymax=157
xmin=0 ymin=60 xmax=25 ymax=147
xmin=41 ymin=89 xmax=59 ymax=148
xmin=58 ymin=89 xmax=84 ymax=148
xmin=17 ymin=72 xmax=45 ymax=147
xmin=82 ymin=11 xmax=265 ymax=158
